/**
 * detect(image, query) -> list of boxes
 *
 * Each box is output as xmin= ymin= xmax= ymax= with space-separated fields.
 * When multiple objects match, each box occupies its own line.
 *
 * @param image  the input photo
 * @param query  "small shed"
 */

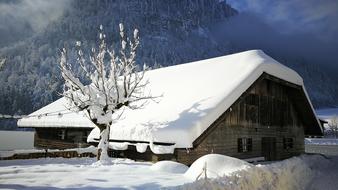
xmin=18 ymin=50 xmax=322 ymax=164
xmin=18 ymin=98 xmax=95 ymax=149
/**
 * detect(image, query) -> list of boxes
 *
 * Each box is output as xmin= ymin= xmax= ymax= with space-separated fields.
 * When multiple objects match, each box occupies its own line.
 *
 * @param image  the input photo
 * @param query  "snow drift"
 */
xmin=180 ymin=155 xmax=318 ymax=190
xmin=150 ymin=161 xmax=188 ymax=174
xmin=184 ymin=154 xmax=252 ymax=180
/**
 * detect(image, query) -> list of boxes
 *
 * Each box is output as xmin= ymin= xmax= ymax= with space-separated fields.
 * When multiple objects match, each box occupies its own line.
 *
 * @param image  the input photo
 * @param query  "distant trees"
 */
xmin=329 ymin=115 xmax=338 ymax=138
xmin=59 ymin=24 xmax=154 ymax=162
xmin=0 ymin=58 xmax=5 ymax=71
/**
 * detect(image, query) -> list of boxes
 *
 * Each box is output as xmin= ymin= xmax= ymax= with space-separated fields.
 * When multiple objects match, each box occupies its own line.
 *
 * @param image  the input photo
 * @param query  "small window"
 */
xmin=57 ymin=129 xmax=66 ymax=140
xmin=283 ymin=138 xmax=293 ymax=149
xmin=238 ymin=138 xmax=252 ymax=153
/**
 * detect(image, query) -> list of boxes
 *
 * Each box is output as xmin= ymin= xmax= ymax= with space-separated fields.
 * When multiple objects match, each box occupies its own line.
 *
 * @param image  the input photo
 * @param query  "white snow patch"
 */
xmin=184 ymin=154 xmax=252 ymax=180
xmin=17 ymin=97 xmax=96 ymax=128
xmin=305 ymin=138 xmax=338 ymax=145
xmin=109 ymin=142 xmax=129 ymax=150
xmin=149 ymin=142 xmax=176 ymax=154
xmin=150 ymin=161 xmax=189 ymax=174
xmin=136 ymin=143 xmax=148 ymax=153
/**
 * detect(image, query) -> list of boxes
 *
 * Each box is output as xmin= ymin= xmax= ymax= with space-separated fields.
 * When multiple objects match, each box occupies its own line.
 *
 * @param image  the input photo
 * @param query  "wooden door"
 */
xmin=261 ymin=137 xmax=277 ymax=161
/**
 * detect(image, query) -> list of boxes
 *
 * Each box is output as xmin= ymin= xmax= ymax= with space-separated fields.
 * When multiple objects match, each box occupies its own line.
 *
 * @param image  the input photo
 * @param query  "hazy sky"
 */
xmin=227 ymin=0 xmax=338 ymax=43
xmin=0 ymin=0 xmax=69 ymax=32
xmin=0 ymin=0 xmax=69 ymax=46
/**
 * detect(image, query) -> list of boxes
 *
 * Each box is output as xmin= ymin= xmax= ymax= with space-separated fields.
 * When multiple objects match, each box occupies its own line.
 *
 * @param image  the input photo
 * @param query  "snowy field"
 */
xmin=0 ymin=131 xmax=34 ymax=151
xmin=1 ymin=154 xmax=338 ymax=190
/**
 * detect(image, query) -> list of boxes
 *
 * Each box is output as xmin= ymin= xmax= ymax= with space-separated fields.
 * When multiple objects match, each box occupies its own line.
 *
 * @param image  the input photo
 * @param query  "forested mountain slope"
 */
xmin=0 ymin=0 xmax=336 ymax=129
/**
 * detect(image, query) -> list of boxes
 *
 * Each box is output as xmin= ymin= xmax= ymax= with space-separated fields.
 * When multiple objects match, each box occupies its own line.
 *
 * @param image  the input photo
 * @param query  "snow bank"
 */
xmin=181 ymin=155 xmax=315 ymax=190
xmin=184 ymin=154 xmax=252 ymax=180
xmin=0 ymin=146 xmax=97 ymax=158
xmin=0 ymin=149 xmax=44 ymax=158
xmin=305 ymin=138 xmax=338 ymax=145
xmin=150 ymin=161 xmax=189 ymax=174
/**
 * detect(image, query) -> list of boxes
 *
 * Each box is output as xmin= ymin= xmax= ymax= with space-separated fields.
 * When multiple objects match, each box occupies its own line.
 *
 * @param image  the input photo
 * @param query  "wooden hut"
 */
xmin=18 ymin=98 xmax=95 ymax=149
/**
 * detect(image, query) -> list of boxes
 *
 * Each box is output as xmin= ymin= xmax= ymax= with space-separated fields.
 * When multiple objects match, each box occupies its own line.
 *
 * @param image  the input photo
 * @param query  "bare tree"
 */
xmin=59 ymin=24 xmax=154 ymax=162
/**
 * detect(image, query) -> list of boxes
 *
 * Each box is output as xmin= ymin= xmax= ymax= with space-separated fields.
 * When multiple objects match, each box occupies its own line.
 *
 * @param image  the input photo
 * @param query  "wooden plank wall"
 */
xmin=35 ymin=128 xmax=92 ymax=149
xmin=175 ymin=78 xmax=305 ymax=165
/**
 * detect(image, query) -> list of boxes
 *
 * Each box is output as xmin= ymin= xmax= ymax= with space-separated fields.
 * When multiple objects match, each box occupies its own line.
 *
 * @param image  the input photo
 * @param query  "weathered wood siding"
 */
xmin=175 ymin=77 xmax=305 ymax=165
xmin=109 ymin=74 xmax=309 ymax=165
xmin=34 ymin=128 xmax=92 ymax=149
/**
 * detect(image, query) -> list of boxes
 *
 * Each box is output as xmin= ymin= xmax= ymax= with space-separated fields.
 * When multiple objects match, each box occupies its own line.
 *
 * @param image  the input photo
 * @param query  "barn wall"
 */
xmin=34 ymin=128 xmax=92 ymax=149
xmin=176 ymin=77 xmax=305 ymax=165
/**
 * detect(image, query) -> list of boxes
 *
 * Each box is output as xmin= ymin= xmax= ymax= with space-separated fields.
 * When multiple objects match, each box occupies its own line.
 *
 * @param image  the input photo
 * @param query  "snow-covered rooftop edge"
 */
xmin=18 ymin=50 xmax=321 ymax=149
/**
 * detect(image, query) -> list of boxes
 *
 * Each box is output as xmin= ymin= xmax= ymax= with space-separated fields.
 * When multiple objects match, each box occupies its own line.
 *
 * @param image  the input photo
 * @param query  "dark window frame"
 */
xmin=238 ymin=137 xmax=253 ymax=153
xmin=283 ymin=137 xmax=294 ymax=149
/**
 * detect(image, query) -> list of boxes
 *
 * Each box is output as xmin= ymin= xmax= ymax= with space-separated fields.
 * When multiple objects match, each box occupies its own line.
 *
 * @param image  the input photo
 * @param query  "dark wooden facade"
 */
xmin=34 ymin=127 xmax=92 ymax=149
xmin=107 ymin=73 xmax=322 ymax=165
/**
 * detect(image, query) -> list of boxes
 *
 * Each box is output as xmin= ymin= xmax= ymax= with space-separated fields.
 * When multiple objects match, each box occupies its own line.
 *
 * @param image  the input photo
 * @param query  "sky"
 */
xmin=0 ymin=0 xmax=337 ymax=63
xmin=227 ymin=0 xmax=338 ymax=43
xmin=0 ymin=0 xmax=70 ymax=46
xmin=0 ymin=0 xmax=337 ymax=45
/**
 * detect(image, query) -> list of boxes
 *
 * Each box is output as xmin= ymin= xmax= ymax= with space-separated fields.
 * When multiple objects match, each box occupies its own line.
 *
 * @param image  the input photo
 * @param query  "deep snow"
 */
xmin=1 ymin=154 xmax=338 ymax=190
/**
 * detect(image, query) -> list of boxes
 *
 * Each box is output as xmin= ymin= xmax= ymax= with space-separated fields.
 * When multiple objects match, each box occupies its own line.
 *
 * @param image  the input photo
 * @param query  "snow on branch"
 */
xmin=59 ymin=23 xmax=154 ymax=126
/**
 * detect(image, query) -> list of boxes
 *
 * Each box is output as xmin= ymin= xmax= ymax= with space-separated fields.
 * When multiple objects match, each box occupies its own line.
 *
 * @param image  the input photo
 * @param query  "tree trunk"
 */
xmin=97 ymin=123 xmax=110 ymax=162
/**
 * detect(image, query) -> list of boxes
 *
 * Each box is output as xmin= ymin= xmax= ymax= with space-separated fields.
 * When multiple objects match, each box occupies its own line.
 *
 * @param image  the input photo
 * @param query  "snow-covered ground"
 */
xmin=0 ymin=146 xmax=97 ymax=158
xmin=1 ymin=154 xmax=338 ymax=190
xmin=305 ymin=138 xmax=338 ymax=145
xmin=0 ymin=157 xmax=190 ymax=189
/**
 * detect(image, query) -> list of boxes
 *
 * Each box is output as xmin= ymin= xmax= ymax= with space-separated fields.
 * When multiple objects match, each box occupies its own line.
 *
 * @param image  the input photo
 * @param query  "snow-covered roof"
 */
xmin=18 ymin=50 xmax=320 ymax=148
xmin=18 ymin=98 xmax=96 ymax=128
